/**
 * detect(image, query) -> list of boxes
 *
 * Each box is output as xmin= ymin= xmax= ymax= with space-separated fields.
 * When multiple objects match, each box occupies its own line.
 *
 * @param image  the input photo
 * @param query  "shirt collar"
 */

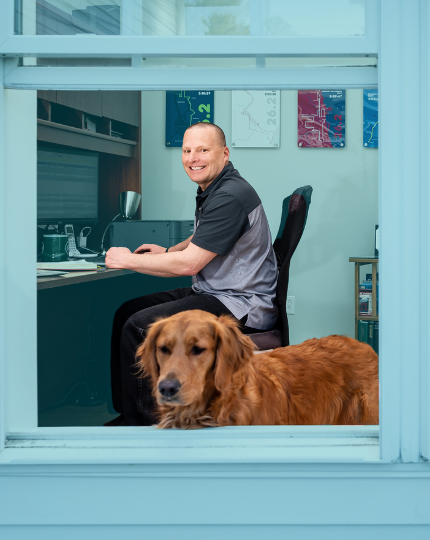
xmin=196 ymin=161 xmax=234 ymax=199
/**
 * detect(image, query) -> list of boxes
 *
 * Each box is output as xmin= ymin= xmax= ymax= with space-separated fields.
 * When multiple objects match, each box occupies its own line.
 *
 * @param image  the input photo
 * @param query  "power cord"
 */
xmin=77 ymin=226 xmax=99 ymax=253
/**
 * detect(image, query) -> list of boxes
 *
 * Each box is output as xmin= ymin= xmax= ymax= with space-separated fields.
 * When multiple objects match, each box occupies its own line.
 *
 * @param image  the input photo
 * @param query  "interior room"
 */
xmin=29 ymin=86 xmax=379 ymax=426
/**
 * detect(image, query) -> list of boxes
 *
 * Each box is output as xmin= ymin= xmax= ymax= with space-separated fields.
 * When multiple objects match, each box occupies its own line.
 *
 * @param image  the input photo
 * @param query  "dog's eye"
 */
xmin=159 ymin=346 xmax=170 ymax=354
xmin=191 ymin=345 xmax=205 ymax=355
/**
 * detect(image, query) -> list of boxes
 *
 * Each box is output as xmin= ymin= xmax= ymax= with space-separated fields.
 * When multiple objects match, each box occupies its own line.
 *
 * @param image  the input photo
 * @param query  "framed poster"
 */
xmin=298 ymin=90 xmax=345 ymax=148
xmin=165 ymin=90 xmax=214 ymax=147
xmin=231 ymin=90 xmax=280 ymax=147
xmin=363 ymin=89 xmax=379 ymax=148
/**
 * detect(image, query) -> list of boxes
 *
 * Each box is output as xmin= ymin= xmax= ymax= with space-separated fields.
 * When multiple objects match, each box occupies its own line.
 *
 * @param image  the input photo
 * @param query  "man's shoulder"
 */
xmin=213 ymin=164 xmax=261 ymax=214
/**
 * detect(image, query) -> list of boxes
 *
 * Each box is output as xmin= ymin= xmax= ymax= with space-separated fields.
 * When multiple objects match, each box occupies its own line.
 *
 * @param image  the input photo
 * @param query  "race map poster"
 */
xmin=363 ymin=89 xmax=378 ymax=148
xmin=298 ymin=90 xmax=345 ymax=148
xmin=165 ymin=91 xmax=214 ymax=147
xmin=231 ymin=90 xmax=280 ymax=148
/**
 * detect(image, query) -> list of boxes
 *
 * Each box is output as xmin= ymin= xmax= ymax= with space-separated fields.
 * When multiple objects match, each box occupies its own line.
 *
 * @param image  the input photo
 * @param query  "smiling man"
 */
xmin=106 ymin=122 xmax=278 ymax=426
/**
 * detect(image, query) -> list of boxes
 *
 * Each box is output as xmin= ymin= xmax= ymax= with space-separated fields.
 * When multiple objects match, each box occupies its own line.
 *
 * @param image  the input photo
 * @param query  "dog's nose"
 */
xmin=158 ymin=379 xmax=181 ymax=398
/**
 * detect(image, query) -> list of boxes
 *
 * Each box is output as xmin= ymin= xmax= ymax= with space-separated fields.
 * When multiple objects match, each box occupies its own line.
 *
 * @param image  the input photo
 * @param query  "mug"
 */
xmin=42 ymin=234 xmax=69 ymax=262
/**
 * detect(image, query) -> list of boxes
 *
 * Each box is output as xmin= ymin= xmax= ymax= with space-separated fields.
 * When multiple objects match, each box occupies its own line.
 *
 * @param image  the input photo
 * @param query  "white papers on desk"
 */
xmin=37 ymin=261 xmax=97 ymax=271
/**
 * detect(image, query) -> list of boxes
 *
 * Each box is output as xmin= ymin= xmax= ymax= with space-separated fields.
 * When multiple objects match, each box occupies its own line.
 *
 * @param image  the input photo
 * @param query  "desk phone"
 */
xmin=65 ymin=223 xmax=98 ymax=259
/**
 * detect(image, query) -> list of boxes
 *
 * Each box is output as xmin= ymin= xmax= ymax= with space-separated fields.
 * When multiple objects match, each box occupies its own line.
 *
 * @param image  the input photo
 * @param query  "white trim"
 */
xmin=378 ymin=0 xmax=428 ymax=463
xmin=3 ymin=66 xmax=378 ymax=91
xmin=0 ymin=60 xmax=5 ymax=453
xmin=420 ymin=0 xmax=430 ymax=461
xmin=378 ymin=0 xmax=402 ymax=463
xmin=1 ymin=426 xmax=380 ymax=465
xmin=0 ymin=35 xmax=379 ymax=58
xmin=397 ymin=0 xmax=422 ymax=464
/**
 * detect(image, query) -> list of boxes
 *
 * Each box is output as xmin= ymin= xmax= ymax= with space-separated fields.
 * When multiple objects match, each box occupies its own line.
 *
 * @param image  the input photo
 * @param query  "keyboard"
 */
xmin=37 ymin=261 xmax=98 ymax=271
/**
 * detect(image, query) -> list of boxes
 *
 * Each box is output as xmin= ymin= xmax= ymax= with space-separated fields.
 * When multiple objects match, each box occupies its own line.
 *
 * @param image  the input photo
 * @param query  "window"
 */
xmin=1 ymin=0 xmax=428 ymax=464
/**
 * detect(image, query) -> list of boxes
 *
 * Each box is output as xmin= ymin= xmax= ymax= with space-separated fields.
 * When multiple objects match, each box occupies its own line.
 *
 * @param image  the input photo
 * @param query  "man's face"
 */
xmin=182 ymin=127 xmax=229 ymax=191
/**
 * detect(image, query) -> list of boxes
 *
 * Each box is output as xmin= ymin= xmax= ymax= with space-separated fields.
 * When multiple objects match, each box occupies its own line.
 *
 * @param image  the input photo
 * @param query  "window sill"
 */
xmin=1 ymin=425 xmax=381 ymax=465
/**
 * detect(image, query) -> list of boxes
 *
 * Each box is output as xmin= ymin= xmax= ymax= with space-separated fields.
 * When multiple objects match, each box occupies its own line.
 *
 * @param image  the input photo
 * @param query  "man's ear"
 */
xmin=135 ymin=318 xmax=166 ymax=384
xmin=213 ymin=315 xmax=255 ymax=392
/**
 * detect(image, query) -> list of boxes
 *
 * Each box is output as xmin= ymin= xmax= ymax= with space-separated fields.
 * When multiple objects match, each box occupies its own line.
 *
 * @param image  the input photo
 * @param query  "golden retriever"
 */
xmin=136 ymin=310 xmax=379 ymax=429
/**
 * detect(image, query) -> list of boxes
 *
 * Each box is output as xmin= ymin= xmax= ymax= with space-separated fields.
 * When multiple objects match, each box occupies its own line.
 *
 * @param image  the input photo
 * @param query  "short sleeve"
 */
xmin=191 ymin=192 xmax=249 ymax=255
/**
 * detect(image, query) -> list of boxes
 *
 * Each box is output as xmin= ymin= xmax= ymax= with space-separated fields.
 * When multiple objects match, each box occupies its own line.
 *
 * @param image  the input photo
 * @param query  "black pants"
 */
xmin=110 ymin=287 xmax=237 ymax=426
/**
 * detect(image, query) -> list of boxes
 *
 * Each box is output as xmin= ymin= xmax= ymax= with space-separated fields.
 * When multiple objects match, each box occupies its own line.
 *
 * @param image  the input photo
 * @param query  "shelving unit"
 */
xmin=37 ymin=119 xmax=137 ymax=157
xmin=349 ymin=256 xmax=379 ymax=340
xmin=37 ymin=90 xmax=141 ymax=249
xmin=36 ymin=90 xmax=144 ymax=425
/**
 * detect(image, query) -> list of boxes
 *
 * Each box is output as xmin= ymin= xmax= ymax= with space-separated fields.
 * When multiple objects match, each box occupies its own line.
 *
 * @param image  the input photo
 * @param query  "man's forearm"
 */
xmin=106 ymin=241 xmax=217 ymax=278
xmin=123 ymin=250 xmax=196 ymax=278
xmin=167 ymin=235 xmax=193 ymax=253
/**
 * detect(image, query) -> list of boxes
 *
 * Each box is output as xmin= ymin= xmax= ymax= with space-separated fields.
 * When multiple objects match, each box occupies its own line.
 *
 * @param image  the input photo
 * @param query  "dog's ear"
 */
xmin=135 ymin=318 xmax=166 ymax=384
xmin=213 ymin=315 xmax=255 ymax=392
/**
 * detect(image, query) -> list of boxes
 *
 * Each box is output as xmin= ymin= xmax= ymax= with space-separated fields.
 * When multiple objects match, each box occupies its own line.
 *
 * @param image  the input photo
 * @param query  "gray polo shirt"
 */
xmin=191 ymin=161 xmax=278 ymax=330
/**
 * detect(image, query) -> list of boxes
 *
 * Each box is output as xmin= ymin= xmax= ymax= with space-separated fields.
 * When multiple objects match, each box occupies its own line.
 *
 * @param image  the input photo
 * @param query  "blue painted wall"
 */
xmin=141 ymin=89 xmax=378 ymax=344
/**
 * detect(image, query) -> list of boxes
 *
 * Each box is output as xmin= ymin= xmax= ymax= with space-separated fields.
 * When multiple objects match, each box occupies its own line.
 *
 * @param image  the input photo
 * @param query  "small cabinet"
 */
xmin=349 ymin=256 xmax=379 ymax=352
xmin=49 ymin=91 xmax=140 ymax=126
xmin=102 ymin=91 xmax=140 ymax=127
xmin=56 ymin=91 xmax=103 ymax=117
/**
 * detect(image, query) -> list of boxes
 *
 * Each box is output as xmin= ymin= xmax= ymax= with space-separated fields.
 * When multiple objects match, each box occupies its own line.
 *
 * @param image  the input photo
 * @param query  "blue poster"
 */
xmin=166 ymin=91 xmax=214 ymax=147
xmin=298 ymin=90 xmax=345 ymax=148
xmin=363 ymin=89 xmax=378 ymax=148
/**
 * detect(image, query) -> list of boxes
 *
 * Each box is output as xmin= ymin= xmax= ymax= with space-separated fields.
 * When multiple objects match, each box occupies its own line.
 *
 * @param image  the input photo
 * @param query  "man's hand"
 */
xmin=105 ymin=247 xmax=133 ymax=269
xmin=134 ymin=243 xmax=166 ymax=254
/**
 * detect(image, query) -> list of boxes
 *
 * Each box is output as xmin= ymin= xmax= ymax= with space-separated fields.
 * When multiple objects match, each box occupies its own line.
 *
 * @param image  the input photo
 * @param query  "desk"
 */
xmin=37 ymin=271 xmax=191 ymax=426
xmin=37 ymin=267 xmax=134 ymax=290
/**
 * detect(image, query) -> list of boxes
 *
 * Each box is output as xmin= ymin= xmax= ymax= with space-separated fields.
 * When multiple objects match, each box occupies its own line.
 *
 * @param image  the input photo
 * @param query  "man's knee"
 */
xmin=113 ymin=299 xmax=146 ymax=338
xmin=122 ymin=314 xmax=144 ymax=343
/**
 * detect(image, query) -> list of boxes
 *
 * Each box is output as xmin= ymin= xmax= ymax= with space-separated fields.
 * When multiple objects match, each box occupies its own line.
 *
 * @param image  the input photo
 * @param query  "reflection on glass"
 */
xmin=18 ymin=0 xmax=366 ymax=37
xmin=32 ymin=55 xmax=376 ymax=69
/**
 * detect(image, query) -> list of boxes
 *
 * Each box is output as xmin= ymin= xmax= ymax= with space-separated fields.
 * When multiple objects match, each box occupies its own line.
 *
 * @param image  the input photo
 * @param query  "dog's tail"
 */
xmin=339 ymin=382 xmax=379 ymax=425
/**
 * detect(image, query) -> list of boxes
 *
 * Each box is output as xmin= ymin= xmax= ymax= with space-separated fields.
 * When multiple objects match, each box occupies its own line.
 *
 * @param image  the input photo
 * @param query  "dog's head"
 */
xmin=136 ymin=310 xmax=255 ymax=408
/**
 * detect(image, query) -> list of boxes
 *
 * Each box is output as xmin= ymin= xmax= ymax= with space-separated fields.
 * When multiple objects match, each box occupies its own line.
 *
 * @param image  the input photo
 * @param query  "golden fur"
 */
xmin=136 ymin=310 xmax=379 ymax=429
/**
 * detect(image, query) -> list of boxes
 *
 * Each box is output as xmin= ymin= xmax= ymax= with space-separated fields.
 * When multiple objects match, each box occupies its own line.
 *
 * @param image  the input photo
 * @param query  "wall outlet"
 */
xmin=286 ymin=296 xmax=295 ymax=315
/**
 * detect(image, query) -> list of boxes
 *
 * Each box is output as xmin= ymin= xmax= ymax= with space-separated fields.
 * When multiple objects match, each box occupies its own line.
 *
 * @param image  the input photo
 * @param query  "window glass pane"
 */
xmin=18 ymin=0 xmax=366 ymax=37
xmin=34 ymin=87 xmax=378 ymax=427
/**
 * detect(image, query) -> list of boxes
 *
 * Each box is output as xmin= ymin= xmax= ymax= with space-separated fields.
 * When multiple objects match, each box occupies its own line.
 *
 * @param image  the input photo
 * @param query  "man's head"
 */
xmin=182 ymin=123 xmax=229 ymax=191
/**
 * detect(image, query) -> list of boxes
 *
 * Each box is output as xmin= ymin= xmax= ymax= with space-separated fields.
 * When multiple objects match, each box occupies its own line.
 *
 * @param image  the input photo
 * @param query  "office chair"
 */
xmin=246 ymin=185 xmax=313 ymax=351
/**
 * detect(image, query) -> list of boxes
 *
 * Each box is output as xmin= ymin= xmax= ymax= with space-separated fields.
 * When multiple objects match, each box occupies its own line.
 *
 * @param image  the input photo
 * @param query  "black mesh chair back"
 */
xmin=247 ymin=185 xmax=313 ymax=350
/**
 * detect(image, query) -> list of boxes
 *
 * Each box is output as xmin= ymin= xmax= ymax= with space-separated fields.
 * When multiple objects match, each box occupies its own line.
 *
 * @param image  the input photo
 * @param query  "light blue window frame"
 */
xmin=0 ymin=0 xmax=428 ymax=465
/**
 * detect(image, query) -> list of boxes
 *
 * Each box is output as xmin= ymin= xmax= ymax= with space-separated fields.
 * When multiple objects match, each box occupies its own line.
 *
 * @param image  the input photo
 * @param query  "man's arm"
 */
xmin=134 ymin=235 xmax=193 ymax=254
xmin=106 ymin=240 xmax=216 ymax=278
xmin=167 ymin=235 xmax=193 ymax=252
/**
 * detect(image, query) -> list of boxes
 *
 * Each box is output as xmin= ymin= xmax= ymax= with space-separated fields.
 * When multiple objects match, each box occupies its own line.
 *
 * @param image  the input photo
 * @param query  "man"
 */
xmin=106 ymin=122 xmax=278 ymax=426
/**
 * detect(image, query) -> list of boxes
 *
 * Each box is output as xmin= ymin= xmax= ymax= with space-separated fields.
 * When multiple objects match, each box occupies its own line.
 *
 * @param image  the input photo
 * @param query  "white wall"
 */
xmin=141 ymin=90 xmax=378 ymax=344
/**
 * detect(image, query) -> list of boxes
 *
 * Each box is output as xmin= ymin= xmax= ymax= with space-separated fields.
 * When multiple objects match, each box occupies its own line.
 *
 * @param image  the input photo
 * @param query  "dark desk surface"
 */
xmin=37 ymin=268 xmax=134 ymax=291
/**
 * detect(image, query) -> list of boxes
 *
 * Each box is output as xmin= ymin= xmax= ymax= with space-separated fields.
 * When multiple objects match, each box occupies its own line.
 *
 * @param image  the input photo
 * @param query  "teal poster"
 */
xmin=363 ymin=89 xmax=378 ymax=148
xmin=166 ymin=91 xmax=214 ymax=147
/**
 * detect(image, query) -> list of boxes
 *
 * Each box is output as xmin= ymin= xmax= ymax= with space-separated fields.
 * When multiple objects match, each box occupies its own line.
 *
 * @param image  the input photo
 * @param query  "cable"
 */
xmin=79 ymin=246 xmax=99 ymax=254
